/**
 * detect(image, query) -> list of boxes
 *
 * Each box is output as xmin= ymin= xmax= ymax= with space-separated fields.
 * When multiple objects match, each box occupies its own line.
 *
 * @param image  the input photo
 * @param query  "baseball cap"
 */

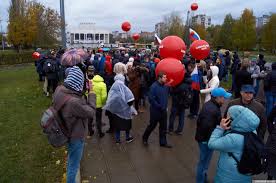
xmin=211 ymin=87 xmax=232 ymax=99
xmin=241 ymin=85 xmax=255 ymax=94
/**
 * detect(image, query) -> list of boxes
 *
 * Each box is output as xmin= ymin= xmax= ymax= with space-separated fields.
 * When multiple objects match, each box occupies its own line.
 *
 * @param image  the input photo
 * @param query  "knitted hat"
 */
xmin=64 ymin=66 xmax=84 ymax=92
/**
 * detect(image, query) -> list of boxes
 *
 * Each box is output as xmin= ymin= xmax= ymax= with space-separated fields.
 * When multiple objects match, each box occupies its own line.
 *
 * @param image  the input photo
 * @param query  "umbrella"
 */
xmin=102 ymin=48 xmax=110 ymax=52
xmin=61 ymin=49 xmax=88 ymax=67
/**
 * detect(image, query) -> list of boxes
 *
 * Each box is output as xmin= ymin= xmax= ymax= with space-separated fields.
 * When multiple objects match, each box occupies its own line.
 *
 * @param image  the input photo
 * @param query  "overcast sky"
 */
xmin=1 ymin=0 xmax=276 ymax=33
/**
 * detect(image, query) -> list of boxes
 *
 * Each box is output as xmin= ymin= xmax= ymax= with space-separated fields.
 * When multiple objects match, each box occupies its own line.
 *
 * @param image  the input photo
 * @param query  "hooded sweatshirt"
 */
xmin=208 ymin=105 xmax=260 ymax=183
xmin=200 ymin=66 xmax=220 ymax=102
xmin=92 ymin=75 xmax=107 ymax=108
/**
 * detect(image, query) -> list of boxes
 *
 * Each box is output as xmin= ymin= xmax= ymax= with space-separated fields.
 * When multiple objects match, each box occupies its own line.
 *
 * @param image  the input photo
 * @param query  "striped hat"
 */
xmin=64 ymin=66 xmax=84 ymax=92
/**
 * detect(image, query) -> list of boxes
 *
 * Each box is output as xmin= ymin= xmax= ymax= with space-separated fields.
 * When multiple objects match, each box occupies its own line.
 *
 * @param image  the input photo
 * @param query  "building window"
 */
xmin=80 ymin=33 xmax=84 ymax=40
xmin=75 ymin=33 xmax=79 ymax=40
xmin=87 ymin=33 xmax=93 ymax=40
xmin=95 ymin=34 xmax=99 ymax=40
xmin=100 ymin=34 xmax=104 ymax=40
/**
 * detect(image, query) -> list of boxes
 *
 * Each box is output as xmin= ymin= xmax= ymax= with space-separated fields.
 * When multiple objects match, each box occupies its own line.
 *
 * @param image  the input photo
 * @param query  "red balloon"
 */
xmin=191 ymin=3 xmax=198 ymax=11
xmin=159 ymin=36 xmax=186 ymax=60
xmin=155 ymin=58 xmax=185 ymax=87
xmin=121 ymin=21 xmax=131 ymax=32
xmin=154 ymin=57 xmax=161 ymax=63
xmin=32 ymin=52 xmax=40 ymax=59
xmin=190 ymin=40 xmax=210 ymax=60
xmin=132 ymin=33 xmax=140 ymax=41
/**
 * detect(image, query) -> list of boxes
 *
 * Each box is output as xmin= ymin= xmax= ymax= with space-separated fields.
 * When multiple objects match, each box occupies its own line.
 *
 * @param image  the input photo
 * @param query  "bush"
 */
xmin=0 ymin=51 xmax=34 ymax=65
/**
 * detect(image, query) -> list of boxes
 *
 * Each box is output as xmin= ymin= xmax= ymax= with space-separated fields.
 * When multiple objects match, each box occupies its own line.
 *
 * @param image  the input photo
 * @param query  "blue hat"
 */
xmin=64 ymin=66 xmax=84 ymax=92
xmin=211 ymin=87 xmax=232 ymax=99
xmin=241 ymin=85 xmax=255 ymax=94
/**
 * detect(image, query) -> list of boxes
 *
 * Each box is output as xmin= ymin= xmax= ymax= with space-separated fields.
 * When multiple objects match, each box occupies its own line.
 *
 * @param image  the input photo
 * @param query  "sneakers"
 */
xmin=99 ymin=133 xmax=105 ymax=138
xmin=142 ymin=140 xmax=148 ymax=146
xmin=174 ymin=131 xmax=183 ymax=135
xmin=126 ymin=137 xmax=134 ymax=143
xmin=115 ymin=140 xmax=121 ymax=144
xmin=160 ymin=144 xmax=173 ymax=148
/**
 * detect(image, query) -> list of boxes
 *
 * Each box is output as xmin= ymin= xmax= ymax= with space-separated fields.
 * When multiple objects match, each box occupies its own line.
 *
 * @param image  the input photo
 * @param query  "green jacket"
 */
xmin=92 ymin=75 xmax=107 ymax=108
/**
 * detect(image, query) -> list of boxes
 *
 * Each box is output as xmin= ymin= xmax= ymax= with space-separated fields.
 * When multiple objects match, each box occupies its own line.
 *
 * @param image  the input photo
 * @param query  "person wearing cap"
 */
xmin=195 ymin=87 xmax=232 ymax=183
xmin=224 ymin=84 xmax=267 ymax=139
xmin=52 ymin=66 xmax=96 ymax=183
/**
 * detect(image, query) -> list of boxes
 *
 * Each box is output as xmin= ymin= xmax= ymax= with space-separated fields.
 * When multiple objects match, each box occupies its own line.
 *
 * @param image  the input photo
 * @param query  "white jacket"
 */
xmin=200 ymin=66 xmax=220 ymax=102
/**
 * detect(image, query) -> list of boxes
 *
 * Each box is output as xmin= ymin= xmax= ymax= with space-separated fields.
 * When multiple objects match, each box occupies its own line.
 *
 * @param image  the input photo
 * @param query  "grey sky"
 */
xmin=1 ymin=0 xmax=275 ymax=33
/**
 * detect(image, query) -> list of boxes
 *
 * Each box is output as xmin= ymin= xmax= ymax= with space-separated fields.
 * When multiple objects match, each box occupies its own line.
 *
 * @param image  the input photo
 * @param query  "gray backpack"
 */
xmin=40 ymin=95 xmax=72 ymax=148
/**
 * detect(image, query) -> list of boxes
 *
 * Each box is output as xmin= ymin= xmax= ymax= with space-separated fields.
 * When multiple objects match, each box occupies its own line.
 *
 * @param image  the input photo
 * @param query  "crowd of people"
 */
xmin=34 ymin=47 xmax=276 ymax=183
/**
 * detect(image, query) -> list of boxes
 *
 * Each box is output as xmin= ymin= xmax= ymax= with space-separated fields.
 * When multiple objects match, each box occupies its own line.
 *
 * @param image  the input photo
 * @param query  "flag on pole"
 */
xmin=189 ymin=28 xmax=201 ymax=42
xmin=154 ymin=34 xmax=162 ymax=45
xmin=191 ymin=65 xmax=200 ymax=91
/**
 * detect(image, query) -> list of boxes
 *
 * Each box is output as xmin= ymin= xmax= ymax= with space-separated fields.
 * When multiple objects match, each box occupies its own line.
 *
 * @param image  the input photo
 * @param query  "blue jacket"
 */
xmin=208 ymin=105 xmax=260 ymax=183
xmin=148 ymin=81 xmax=169 ymax=112
xmin=98 ymin=56 xmax=106 ymax=75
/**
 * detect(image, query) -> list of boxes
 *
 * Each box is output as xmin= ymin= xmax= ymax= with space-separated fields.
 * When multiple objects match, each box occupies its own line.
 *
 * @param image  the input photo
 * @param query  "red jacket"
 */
xmin=105 ymin=55 xmax=113 ymax=75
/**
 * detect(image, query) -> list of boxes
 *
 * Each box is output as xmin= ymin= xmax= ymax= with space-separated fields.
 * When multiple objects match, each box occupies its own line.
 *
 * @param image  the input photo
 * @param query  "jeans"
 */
xmin=67 ymin=139 xmax=85 ymax=183
xmin=115 ymin=130 xmax=130 ymax=141
xmin=190 ymin=90 xmax=200 ymax=116
xmin=196 ymin=142 xmax=214 ymax=183
xmin=266 ymin=91 xmax=276 ymax=116
xmin=169 ymin=105 xmax=185 ymax=132
xmin=96 ymin=108 xmax=103 ymax=134
xmin=143 ymin=109 xmax=167 ymax=145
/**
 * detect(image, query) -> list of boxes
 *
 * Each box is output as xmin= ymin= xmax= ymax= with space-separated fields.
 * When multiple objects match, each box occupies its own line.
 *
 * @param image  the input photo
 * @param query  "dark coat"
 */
xmin=148 ymin=81 xmax=169 ymax=112
xmin=234 ymin=69 xmax=253 ymax=98
xmin=266 ymin=106 xmax=276 ymax=177
xmin=195 ymin=98 xmax=222 ymax=142
xmin=127 ymin=67 xmax=141 ymax=100
xmin=264 ymin=62 xmax=276 ymax=95
xmin=224 ymin=98 xmax=267 ymax=139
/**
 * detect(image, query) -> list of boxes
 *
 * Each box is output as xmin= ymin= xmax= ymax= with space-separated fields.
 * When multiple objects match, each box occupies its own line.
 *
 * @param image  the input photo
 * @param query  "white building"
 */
xmin=66 ymin=23 xmax=111 ymax=48
xmin=256 ymin=15 xmax=270 ymax=28
xmin=191 ymin=14 xmax=211 ymax=28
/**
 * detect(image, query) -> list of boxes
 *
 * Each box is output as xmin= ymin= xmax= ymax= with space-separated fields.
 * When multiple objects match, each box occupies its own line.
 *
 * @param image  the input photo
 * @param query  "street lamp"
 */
xmin=0 ymin=18 xmax=4 ymax=51
xmin=60 ymin=0 xmax=66 ymax=48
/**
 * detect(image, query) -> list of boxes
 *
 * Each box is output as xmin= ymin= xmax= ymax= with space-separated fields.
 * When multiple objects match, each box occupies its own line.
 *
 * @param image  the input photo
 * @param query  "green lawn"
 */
xmin=0 ymin=64 xmax=65 ymax=182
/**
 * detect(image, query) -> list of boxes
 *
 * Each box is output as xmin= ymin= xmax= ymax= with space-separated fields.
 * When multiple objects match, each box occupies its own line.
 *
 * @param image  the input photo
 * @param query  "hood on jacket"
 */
xmin=210 ymin=66 xmax=219 ymax=77
xmin=92 ymin=75 xmax=104 ymax=83
xmin=228 ymin=105 xmax=260 ymax=132
xmin=114 ymin=73 xmax=125 ymax=83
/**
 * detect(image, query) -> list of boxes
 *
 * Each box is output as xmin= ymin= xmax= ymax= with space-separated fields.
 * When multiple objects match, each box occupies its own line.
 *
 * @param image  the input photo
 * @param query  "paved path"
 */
xmin=80 ymin=101 xmax=266 ymax=183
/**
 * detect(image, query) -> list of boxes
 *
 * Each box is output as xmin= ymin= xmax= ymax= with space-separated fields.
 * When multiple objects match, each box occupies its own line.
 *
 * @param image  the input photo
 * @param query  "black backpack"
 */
xmin=43 ymin=59 xmax=57 ymax=73
xmin=178 ymin=84 xmax=193 ymax=109
xmin=228 ymin=131 xmax=266 ymax=175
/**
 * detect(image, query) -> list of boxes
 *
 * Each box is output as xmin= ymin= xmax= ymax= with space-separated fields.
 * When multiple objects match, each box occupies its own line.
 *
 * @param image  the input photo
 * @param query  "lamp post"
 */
xmin=0 ymin=19 xmax=4 ymax=51
xmin=60 ymin=0 xmax=66 ymax=48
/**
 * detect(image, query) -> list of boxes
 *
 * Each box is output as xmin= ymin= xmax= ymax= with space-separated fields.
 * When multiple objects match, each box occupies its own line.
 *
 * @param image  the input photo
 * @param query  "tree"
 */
xmin=7 ymin=0 xmax=61 ymax=50
xmin=7 ymin=0 xmax=27 ymax=51
xmin=261 ymin=14 xmax=276 ymax=53
xmin=218 ymin=14 xmax=235 ymax=49
xmin=232 ymin=9 xmax=256 ymax=51
xmin=162 ymin=12 xmax=185 ymax=39
xmin=206 ymin=25 xmax=222 ymax=49
xmin=193 ymin=24 xmax=207 ymax=40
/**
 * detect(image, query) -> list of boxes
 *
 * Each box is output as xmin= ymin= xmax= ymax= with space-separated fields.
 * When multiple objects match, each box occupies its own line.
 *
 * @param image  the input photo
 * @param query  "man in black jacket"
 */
xmin=225 ymin=84 xmax=267 ymax=139
xmin=195 ymin=87 xmax=232 ymax=183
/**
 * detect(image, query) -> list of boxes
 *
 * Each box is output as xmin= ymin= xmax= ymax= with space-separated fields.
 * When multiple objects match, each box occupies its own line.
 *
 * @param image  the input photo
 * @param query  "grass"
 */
xmin=0 ymin=64 xmax=65 ymax=183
